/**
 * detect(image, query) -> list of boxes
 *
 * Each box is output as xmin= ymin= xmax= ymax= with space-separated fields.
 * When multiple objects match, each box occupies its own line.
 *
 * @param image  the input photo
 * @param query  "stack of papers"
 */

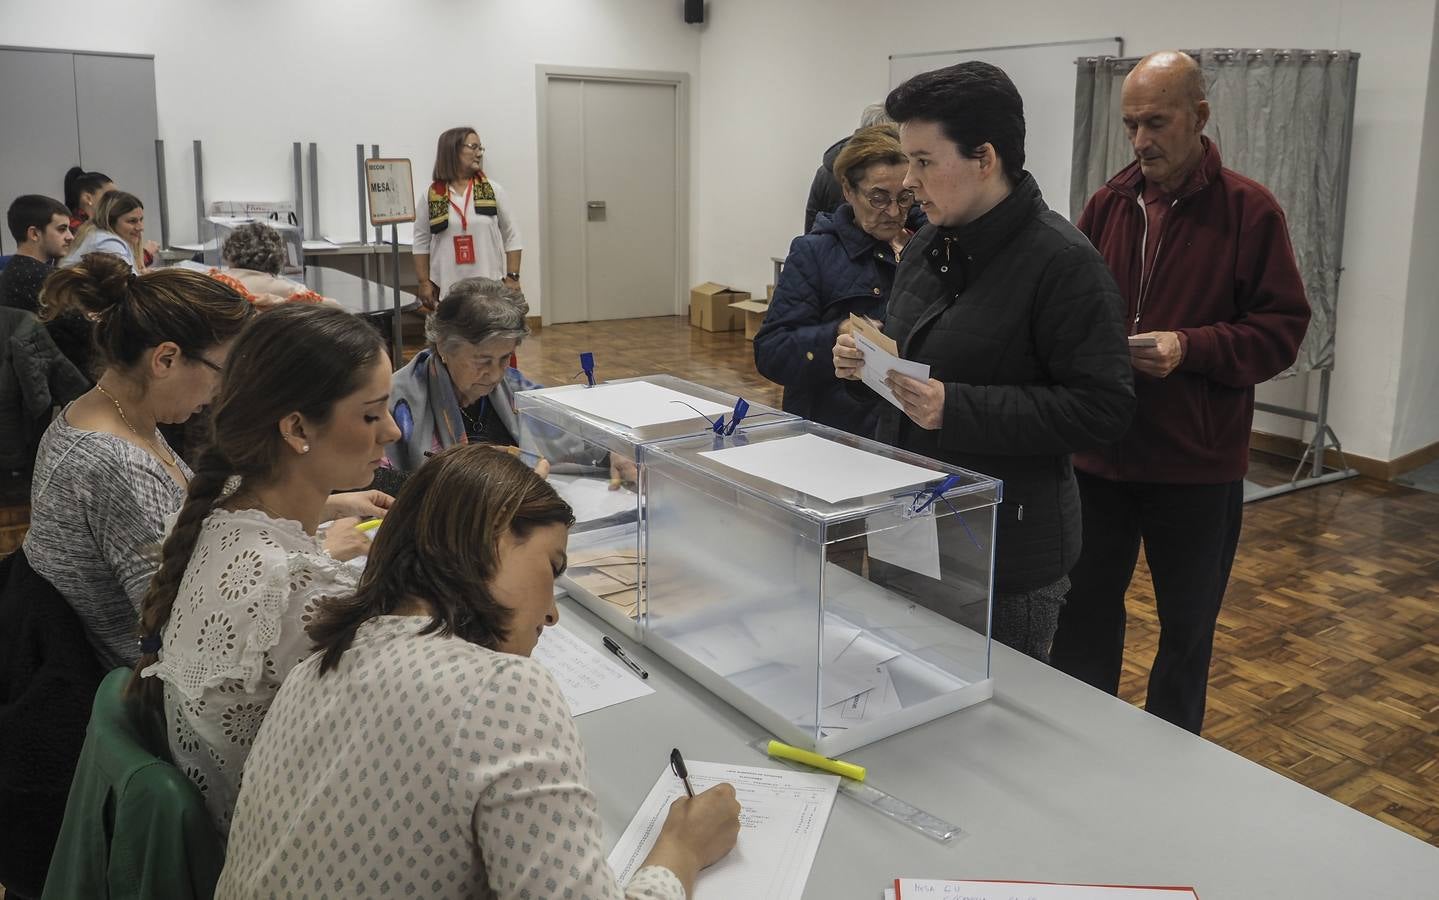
xmin=551 ymin=473 xmax=638 ymax=525
xmin=610 ymin=761 xmax=838 ymax=900
xmin=543 ymin=380 xmax=733 ymax=429
xmin=530 ymin=624 xmax=653 ymax=716
xmin=565 ymin=542 xmax=641 ymax=619
xmin=697 ymin=433 xmax=944 ymax=505
xmin=848 ymin=314 xmax=931 ymax=412
xmin=888 ymin=881 xmax=1199 ymax=899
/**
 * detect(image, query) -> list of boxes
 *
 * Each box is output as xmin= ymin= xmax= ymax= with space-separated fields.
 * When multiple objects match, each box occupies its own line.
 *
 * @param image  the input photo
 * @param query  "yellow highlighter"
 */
xmin=766 ymin=740 xmax=866 ymax=782
xmin=354 ymin=518 xmax=382 ymax=534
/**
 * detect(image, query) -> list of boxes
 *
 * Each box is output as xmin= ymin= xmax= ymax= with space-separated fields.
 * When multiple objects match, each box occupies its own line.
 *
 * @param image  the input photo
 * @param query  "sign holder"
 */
xmin=365 ymin=157 xmax=415 ymax=369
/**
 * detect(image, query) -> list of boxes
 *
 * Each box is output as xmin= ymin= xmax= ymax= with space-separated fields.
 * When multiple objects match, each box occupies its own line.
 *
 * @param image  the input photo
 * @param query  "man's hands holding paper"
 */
xmin=885 ymin=373 xmax=945 ymax=430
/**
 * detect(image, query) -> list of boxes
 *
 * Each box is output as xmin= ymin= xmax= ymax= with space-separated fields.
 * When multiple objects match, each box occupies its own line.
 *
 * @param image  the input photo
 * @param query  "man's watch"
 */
xmin=505 ymin=271 xmax=521 ymax=280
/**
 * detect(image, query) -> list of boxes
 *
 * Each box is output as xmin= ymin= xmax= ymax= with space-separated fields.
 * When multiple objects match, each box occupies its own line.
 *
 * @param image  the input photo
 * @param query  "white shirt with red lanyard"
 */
xmin=411 ymin=179 xmax=523 ymax=298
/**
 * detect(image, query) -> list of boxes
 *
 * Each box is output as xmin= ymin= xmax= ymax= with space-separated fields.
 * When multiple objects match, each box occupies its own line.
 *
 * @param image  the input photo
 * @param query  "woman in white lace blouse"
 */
xmin=134 ymin=304 xmax=403 ymax=835
xmin=216 ymin=446 xmax=740 ymax=900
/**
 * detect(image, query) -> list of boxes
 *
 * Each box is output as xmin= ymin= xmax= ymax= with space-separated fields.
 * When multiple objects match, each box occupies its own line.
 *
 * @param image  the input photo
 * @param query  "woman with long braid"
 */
xmin=133 ymin=304 xmax=402 ymax=836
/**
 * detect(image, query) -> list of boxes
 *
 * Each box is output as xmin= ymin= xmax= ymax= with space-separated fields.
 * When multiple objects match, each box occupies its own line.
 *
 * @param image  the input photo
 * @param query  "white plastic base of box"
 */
xmin=643 ymin=630 xmax=993 ymax=756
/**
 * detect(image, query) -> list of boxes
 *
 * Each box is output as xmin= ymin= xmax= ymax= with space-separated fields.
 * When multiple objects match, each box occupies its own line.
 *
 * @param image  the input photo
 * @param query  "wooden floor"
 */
xmin=520 ymin=316 xmax=1439 ymax=847
xmin=3 ymin=315 xmax=1437 ymax=892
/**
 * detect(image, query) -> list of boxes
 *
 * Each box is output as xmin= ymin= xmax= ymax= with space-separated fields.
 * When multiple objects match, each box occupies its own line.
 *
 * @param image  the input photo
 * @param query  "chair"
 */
xmin=41 ymin=669 xmax=224 ymax=900
xmin=0 ymin=549 xmax=105 ymax=899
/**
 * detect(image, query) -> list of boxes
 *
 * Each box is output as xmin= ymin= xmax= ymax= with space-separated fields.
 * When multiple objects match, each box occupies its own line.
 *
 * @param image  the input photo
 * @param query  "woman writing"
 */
xmin=134 ymin=305 xmax=403 ymax=834
xmin=411 ymin=126 xmax=523 ymax=310
xmin=217 ymin=445 xmax=740 ymax=899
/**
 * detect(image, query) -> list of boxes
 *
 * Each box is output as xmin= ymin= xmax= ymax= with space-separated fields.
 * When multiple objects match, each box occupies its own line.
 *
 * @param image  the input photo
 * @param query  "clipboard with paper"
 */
xmin=848 ymin=314 xmax=931 ymax=411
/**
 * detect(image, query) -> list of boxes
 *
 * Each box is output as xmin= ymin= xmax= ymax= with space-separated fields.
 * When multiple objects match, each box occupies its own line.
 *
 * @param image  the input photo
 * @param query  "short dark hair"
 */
xmin=7 ymin=194 xmax=70 ymax=243
xmin=885 ymin=61 xmax=1027 ymax=184
xmin=308 ymin=444 xmax=576 ymax=672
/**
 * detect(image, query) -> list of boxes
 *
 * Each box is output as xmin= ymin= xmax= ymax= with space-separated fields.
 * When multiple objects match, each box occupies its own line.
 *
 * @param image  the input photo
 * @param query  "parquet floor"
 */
xmin=2 ymin=316 xmax=1436 ymax=894
xmin=519 ymin=316 xmax=1439 ymax=847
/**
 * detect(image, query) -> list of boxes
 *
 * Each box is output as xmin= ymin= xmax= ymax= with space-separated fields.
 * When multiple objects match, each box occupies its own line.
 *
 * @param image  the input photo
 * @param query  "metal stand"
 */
xmin=1246 ymin=368 xmax=1359 ymax=502
xmin=192 ymin=140 xmax=206 ymax=240
xmin=389 ymin=224 xmax=404 ymax=369
xmin=307 ymin=143 xmax=320 ymax=240
xmin=154 ymin=139 xmax=169 ymax=249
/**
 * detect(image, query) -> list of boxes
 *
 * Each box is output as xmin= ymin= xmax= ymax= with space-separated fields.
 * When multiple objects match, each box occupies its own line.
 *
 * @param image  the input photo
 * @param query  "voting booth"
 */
xmin=514 ymin=375 xmax=794 ymax=638
xmin=640 ymin=421 xmax=1000 ymax=755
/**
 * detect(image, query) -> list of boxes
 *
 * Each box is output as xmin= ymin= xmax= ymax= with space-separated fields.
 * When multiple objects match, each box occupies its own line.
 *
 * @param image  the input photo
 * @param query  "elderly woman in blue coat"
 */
xmin=385 ymin=278 xmax=603 ymax=476
xmin=754 ymin=125 xmax=922 ymax=436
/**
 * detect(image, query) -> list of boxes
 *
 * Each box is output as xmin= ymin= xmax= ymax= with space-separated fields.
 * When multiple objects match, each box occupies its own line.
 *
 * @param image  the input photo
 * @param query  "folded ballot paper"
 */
xmin=849 ymin=314 xmax=930 ymax=412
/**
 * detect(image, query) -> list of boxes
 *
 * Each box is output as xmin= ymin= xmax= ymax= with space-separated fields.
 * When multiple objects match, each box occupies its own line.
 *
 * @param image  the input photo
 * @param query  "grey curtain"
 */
xmin=1070 ymin=49 xmax=1359 ymax=375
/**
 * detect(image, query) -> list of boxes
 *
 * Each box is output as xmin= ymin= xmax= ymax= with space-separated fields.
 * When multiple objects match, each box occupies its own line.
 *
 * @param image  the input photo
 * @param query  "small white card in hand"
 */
xmin=850 ymin=316 xmax=930 ymax=411
xmin=1127 ymin=335 xmax=1159 ymax=348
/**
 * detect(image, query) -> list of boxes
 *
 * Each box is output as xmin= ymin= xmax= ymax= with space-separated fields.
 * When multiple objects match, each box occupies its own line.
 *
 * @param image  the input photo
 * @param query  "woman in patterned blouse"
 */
xmin=216 ymin=445 xmax=741 ymax=900
xmin=133 ymin=304 xmax=402 ymax=835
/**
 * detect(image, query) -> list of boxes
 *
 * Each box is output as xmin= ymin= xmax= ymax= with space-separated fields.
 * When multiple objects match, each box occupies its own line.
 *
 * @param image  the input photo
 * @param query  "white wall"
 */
xmin=0 ymin=0 xmax=702 ymax=319
xmin=1393 ymin=1 xmax=1439 ymax=459
xmin=693 ymin=0 xmax=1439 ymax=463
xmin=5 ymin=0 xmax=1438 ymax=463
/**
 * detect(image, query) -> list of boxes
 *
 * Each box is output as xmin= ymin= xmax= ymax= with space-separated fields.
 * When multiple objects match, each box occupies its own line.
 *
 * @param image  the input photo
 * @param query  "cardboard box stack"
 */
xmin=689 ymin=282 xmax=747 ymax=332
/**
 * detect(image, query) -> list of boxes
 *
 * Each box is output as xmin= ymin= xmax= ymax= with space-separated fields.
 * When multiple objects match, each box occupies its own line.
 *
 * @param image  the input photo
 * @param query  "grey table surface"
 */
xmin=301 ymin=264 xmax=415 ymax=317
xmin=555 ymin=595 xmax=1439 ymax=900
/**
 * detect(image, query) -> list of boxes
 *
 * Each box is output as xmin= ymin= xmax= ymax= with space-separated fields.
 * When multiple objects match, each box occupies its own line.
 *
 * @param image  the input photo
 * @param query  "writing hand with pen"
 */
xmin=634 ymin=748 xmax=741 ymax=897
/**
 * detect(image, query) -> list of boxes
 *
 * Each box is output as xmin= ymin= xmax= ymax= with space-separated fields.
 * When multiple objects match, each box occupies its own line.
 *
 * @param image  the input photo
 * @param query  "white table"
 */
xmin=555 ymin=595 xmax=1439 ymax=898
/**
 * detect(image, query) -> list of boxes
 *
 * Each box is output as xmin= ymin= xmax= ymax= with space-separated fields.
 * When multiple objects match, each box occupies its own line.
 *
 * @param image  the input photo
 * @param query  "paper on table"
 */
xmin=850 ymin=314 xmax=931 ymax=411
xmin=529 ymin=624 xmax=653 ymax=716
xmin=609 ymin=761 xmax=838 ymax=900
xmin=542 ymin=380 xmax=733 ymax=430
xmin=893 ymin=880 xmax=1199 ymax=899
xmin=867 ymin=512 xmax=942 ymax=580
xmin=551 ymin=473 xmax=638 ymax=525
xmin=698 ymin=433 xmax=945 ymax=505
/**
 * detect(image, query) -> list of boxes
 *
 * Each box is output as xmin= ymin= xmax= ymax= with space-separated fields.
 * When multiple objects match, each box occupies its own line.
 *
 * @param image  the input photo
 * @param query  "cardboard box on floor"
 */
xmin=690 ymin=282 xmax=747 ymax=332
xmin=729 ymin=299 xmax=770 ymax=341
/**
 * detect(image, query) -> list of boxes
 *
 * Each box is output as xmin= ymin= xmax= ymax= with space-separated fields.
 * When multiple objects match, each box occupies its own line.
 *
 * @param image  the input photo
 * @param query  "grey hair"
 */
xmin=222 ymin=222 xmax=285 ymax=274
xmin=425 ymin=277 xmax=531 ymax=353
xmin=859 ymin=102 xmax=893 ymax=129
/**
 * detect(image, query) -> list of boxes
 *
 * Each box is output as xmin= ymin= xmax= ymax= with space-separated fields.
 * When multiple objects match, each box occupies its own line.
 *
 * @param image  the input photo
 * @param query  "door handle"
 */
xmin=587 ymin=200 xmax=607 ymax=222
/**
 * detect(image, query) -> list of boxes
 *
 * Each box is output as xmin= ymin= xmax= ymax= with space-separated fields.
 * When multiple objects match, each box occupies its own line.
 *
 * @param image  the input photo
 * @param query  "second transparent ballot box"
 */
xmin=640 ymin=421 xmax=1001 ymax=755
xmin=514 ymin=374 xmax=794 ymax=637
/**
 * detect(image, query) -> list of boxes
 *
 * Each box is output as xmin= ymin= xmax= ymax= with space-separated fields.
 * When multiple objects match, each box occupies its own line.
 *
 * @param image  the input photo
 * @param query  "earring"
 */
xmin=302 ymin=444 xmax=311 ymax=453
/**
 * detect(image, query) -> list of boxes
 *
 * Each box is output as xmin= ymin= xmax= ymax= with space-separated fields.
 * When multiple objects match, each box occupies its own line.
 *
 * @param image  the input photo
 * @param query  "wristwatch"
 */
xmin=505 ymin=271 xmax=521 ymax=280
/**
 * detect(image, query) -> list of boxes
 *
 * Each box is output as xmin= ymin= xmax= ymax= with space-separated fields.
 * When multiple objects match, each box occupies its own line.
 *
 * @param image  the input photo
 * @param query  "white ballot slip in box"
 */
xmin=530 ymin=624 xmax=654 ymax=716
xmin=850 ymin=314 xmax=931 ymax=411
xmin=698 ymin=433 xmax=944 ymax=504
xmin=541 ymin=381 xmax=733 ymax=430
xmin=609 ymin=760 xmax=838 ymax=900
xmin=892 ymin=879 xmax=1199 ymax=899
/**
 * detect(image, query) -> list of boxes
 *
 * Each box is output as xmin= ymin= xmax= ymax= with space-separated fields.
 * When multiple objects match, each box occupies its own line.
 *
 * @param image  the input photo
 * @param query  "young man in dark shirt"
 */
xmin=2 ymin=194 xmax=73 ymax=313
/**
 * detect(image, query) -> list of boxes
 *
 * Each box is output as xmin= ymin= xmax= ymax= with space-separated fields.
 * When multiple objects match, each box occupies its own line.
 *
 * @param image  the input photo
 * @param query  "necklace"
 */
xmin=94 ymin=382 xmax=178 ymax=467
xmin=235 ymin=489 xmax=287 ymax=522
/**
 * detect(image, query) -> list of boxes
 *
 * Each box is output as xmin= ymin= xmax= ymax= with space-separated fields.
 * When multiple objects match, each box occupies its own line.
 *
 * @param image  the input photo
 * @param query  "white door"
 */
xmin=544 ymin=76 xmax=681 ymax=324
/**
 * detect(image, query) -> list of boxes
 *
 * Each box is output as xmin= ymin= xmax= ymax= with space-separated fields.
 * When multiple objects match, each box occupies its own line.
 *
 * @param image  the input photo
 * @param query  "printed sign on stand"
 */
xmin=365 ymin=158 xmax=415 ymax=225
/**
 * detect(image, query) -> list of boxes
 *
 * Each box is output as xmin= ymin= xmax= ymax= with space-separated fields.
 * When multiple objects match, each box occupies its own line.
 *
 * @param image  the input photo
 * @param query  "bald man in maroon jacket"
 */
xmin=1050 ymin=51 xmax=1310 ymax=734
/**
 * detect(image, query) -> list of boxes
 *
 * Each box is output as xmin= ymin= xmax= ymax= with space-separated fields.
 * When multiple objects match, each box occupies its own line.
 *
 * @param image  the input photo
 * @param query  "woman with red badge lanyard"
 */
xmin=411 ymin=126 xmax=523 ymax=312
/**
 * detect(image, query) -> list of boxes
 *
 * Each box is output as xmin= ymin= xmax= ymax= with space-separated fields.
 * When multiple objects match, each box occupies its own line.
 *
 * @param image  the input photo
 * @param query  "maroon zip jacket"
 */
xmin=1074 ymin=138 xmax=1310 ymax=484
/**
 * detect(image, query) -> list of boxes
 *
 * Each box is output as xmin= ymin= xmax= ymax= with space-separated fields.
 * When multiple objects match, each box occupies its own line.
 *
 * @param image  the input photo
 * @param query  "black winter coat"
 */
xmin=873 ymin=174 xmax=1134 ymax=593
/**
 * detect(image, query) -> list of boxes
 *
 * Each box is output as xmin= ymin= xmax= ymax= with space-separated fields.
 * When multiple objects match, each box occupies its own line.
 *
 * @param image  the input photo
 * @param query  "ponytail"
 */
xmin=129 ymin=444 xmax=234 ymax=705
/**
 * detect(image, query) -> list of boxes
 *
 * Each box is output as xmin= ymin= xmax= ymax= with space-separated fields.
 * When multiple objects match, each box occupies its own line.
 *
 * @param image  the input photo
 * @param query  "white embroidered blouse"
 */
xmin=215 ymin=616 xmax=683 ymax=900
xmin=139 ymin=507 xmax=358 ymax=835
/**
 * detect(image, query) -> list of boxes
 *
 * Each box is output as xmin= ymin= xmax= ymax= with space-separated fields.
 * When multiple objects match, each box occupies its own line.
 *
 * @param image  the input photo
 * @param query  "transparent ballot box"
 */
xmin=514 ymin=375 xmax=794 ymax=638
xmin=640 ymin=422 xmax=1001 ymax=755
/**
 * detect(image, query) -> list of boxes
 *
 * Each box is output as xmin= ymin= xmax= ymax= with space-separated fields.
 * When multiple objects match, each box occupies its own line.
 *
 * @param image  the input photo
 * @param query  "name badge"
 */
xmin=453 ymin=234 xmax=476 ymax=265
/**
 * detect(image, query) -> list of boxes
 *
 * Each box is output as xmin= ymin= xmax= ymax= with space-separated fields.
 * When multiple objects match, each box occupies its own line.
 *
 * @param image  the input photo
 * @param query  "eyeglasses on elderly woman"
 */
xmin=863 ymin=188 xmax=916 ymax=210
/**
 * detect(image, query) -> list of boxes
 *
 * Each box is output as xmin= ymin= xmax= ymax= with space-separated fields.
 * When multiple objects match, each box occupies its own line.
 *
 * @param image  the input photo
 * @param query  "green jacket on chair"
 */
xmin=42 ymin=668 xmax=224 ymax=900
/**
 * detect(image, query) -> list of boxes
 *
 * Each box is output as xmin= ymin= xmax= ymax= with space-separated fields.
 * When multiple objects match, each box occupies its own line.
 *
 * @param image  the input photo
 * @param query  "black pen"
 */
xmin=670 ymin=747 xmax=695 ymax=798
xmin=601 ymin=635 xmax=649 ymax=679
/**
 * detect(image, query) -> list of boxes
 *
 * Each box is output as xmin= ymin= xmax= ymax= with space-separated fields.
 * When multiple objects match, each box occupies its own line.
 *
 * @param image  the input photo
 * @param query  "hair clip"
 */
xmin=138 ymin=633 xmax=162 ymax=654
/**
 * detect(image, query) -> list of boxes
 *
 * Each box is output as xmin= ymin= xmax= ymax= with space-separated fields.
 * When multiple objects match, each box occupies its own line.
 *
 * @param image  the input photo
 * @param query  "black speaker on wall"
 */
xmin=684 ymin=0 xmax=704 ymax=24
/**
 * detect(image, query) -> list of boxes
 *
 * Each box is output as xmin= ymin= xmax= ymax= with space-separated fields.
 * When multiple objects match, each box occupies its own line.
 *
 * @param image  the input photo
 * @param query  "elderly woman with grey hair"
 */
xmin=212 ymin=222 xmax=335 ymax=308
xmin=385 ymin=277 xmax=604 ymax=479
